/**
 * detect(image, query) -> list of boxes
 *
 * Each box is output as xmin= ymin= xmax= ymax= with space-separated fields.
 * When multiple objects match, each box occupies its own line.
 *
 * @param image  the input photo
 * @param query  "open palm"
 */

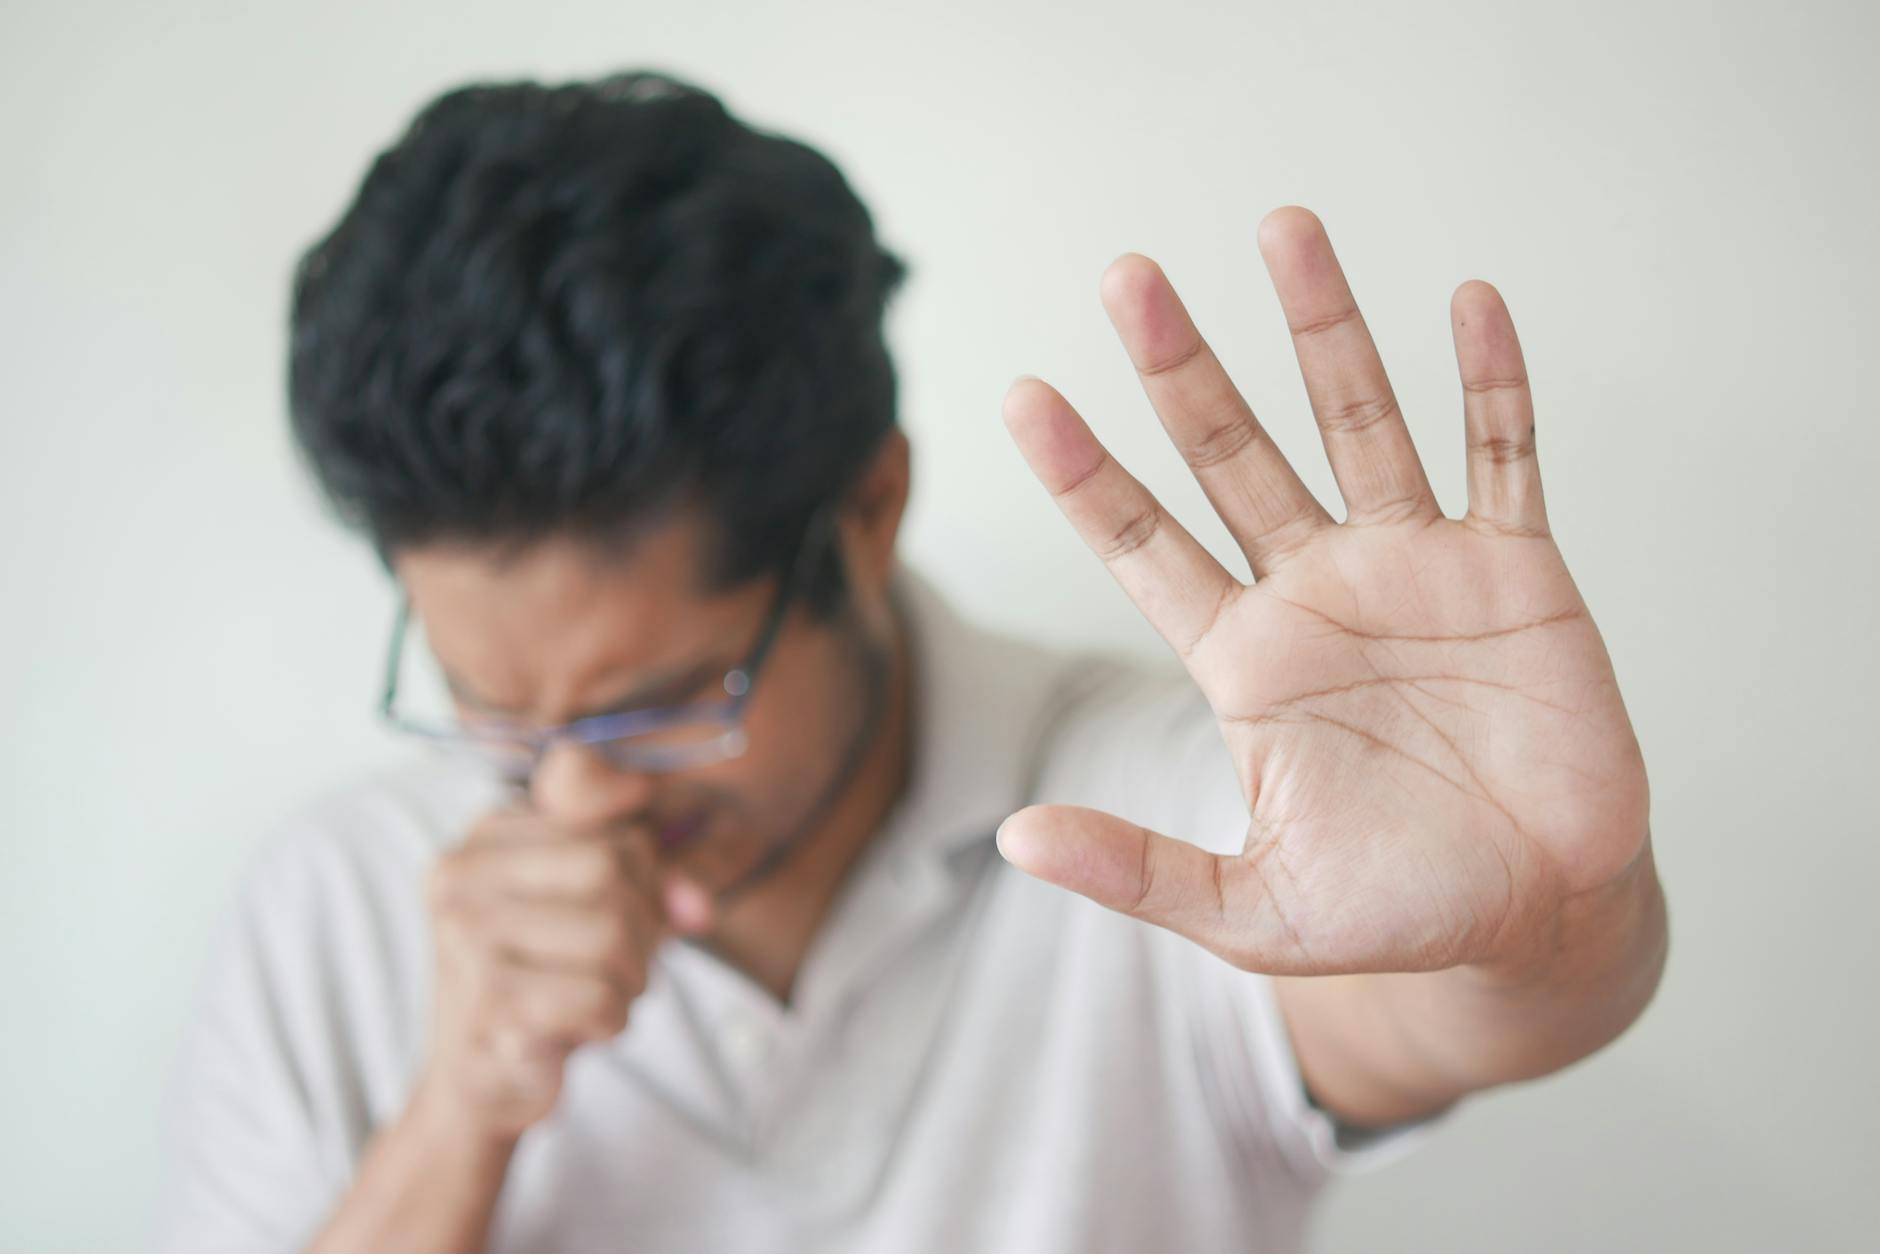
xmin=999 ymin=207 xmax=1650 ymax=978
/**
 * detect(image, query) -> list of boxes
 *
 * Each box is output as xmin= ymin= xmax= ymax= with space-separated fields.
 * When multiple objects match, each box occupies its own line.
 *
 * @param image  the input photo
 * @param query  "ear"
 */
xmin=840 ymin=429 xmax=912 ymax=587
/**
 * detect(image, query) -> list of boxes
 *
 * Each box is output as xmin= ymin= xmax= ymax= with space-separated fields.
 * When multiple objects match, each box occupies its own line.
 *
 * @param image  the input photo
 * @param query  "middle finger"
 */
xmin=1257 ymin=206 xmax=1441 ymax=526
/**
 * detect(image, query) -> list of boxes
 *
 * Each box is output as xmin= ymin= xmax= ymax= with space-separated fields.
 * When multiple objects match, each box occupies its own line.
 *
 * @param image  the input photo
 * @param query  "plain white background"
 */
xmin=3 ymin=1 xmax=1876 ymax=1249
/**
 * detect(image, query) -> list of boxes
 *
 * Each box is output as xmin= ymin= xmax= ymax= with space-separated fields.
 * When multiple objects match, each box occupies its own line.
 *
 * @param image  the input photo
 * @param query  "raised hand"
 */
xmin=998 ymin=207 xmax=1651 ymax=981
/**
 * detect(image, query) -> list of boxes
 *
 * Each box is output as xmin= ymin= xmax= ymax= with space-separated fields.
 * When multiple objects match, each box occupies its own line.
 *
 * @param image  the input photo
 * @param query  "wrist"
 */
xmin=1275 ymin=838 xmax=1667 ymax=1127
xmin=403 ymin=1071 xmax=524 ymax=1166
xmin=1466 ymin=837 xmax=1665 ymax=992
xmin=307 ymin=1072 xmax=519 ymax=1254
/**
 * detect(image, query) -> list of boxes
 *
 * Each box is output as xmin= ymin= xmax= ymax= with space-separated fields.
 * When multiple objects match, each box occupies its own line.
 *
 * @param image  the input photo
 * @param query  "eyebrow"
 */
xmin=443 ymin=655 xmax=727 ymax=724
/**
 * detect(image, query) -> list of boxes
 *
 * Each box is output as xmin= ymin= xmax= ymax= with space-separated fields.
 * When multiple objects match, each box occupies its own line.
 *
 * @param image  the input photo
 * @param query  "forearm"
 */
xmin=1275 ymin=845 xmax=1668 ymax=1127
xmin=307 ymin=1082 xmax=517 ymax=1254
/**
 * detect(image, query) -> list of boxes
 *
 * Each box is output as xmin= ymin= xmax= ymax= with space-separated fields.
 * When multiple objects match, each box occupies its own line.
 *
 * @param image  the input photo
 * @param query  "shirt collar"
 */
xmin=876 ymin=560 xmax=1076 ymax=867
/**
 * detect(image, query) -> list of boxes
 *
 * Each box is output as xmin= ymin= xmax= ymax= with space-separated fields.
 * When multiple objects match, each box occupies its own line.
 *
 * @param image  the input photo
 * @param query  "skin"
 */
xmin=311 ymin=435 xmax=918 ymax=1251
xmin=997 ymin=205 xmax=1666 ymax=1124
xmin=311 ymin=205 xmax=1666 ymax=1252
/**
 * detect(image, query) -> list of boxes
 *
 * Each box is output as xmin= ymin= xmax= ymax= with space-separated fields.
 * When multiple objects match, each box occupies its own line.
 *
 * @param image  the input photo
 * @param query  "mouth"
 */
xmin=654 ymin=809 xmax=711 ymax=854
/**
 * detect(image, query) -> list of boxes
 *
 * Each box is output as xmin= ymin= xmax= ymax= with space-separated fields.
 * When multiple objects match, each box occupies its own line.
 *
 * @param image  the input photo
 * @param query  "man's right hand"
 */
xmin=414 ymin=803 xmax=715 ymax=1142
xmin=308 ymin=804 xmax=713 ymax=1254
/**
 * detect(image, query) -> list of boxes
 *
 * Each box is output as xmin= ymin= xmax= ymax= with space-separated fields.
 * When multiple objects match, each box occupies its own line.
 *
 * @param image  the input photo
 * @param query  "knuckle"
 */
xmin=568 ymin=880 xmax=634 ymax=935
xmin=523 ymin=995 xmax=568 ymax=1040
xmin=506 ymin=985 xmax=564 ymax=1041
xmin=1054 ymin=447 xmax=1111 ymax=500
xmin=1095 ymin=505 xmax=1163 ymax=563
xmin=1252 ymin=511 xmax=1323 ymax=568
xmin=1319 ymin=391 xmax=1402 ymax=437
xmin=1136 ymin=336 xmax=1205 ymax=379
xmin=1288 ymin=304 xmax=1361 ymax=340
xmin=1127 ymin=836 xmax=1157 ymax=914
xmin=1345 ymin=495 xmax=1442 ymax=531
xmin=612 ymin=834 xmax=655 ymax=883
xmin=586 ymin=983 xmax=630 ymax=1037
xmin=566 ymin=841 xmax=618 ymax=894
xmin=1469 ymin=431 xmax=1537 ymax=465
xmin=478 ymin=965 xmax=523 ymax=1016
xmin=1180 ymin=415 xmax=1259 ymax=470
xmin=593 ymin=914 xmax=635 ymax=958
xmin=1462 ymin=513 xmax=1550 ymax=541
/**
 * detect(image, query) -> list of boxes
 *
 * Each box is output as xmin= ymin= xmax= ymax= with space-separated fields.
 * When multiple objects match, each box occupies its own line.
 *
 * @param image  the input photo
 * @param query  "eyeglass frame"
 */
xmin=375 ymin=505 xmax=837 ymax=779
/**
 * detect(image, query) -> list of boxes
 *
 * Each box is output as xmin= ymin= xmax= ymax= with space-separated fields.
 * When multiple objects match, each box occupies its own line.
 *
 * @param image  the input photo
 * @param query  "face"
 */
xmin=393 ymin=494 xmax=902 ymax=900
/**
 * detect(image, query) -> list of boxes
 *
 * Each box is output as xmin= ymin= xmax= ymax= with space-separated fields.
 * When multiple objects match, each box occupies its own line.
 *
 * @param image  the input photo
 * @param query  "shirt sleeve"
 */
xmin=154 ymin=837 xmax=353 ymax=1253
xmin=1178 ymin=945 xmax=1443 ymax=1181
xmin=153 ymin=772 xmax=447 ymax=1253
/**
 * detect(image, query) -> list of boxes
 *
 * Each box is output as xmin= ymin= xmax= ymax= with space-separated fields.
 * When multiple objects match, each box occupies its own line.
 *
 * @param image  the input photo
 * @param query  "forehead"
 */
xmin=391 ymin=514 xmax=758 ymax=714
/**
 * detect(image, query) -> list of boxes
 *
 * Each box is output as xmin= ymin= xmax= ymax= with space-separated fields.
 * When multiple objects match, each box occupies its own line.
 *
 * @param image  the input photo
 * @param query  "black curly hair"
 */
xmin=287 ymin=69 xmax=909 ymax=616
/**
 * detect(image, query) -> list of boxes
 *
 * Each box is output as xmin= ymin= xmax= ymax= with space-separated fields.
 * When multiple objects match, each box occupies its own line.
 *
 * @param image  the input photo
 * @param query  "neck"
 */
xmin=702 ymin=590 xmax=915 ymax=1004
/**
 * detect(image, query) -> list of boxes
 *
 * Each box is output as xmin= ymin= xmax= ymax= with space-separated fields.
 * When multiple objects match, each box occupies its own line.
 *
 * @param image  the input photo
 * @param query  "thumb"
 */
xmin=996 ymin=804 xmax=1265 ymax=966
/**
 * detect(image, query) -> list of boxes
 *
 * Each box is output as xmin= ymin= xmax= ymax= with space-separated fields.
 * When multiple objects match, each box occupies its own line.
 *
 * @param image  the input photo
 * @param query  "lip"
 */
xmin=654 ymin=810 xmax=710 ymax=854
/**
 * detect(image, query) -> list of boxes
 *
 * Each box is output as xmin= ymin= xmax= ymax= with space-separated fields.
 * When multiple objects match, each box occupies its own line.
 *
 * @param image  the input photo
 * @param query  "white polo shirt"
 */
xmin=157 ymin=563 xmax=1427 ymax=1253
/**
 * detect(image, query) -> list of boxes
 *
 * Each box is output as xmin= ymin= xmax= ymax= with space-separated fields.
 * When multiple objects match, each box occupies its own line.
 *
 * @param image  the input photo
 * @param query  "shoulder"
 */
xmin=156 ymin=754 xmax=499 ymax=1249
xmin=203 ymin=751 xmax=507 ymax=1033
xmin=237 ymin=750 xmax=506 ymax=911
xmin=182 ymin=751 xmax=503 ymax=1103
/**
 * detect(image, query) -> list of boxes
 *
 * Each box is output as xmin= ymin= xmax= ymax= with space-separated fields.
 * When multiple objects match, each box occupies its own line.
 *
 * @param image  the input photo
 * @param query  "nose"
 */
xmin=528 ymin=739 xmax=659 ymax=832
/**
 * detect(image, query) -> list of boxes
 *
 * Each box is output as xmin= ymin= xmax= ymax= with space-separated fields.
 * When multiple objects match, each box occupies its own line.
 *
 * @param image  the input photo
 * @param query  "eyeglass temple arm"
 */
xmin=378 ymin=595 xmax=412 ymax=718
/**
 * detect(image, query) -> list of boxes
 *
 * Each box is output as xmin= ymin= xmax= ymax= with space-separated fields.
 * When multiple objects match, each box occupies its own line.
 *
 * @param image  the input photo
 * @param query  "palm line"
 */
xmin=1263 ymin=588 xmax=1587 ymax=645
xmin=1254 ymin=671 xmax=1581 ymax=719
xmin=1230 ymin=706 xmax=1466 ymax=799
xmin=1380 ymin=681 xmax=1528 ymax=946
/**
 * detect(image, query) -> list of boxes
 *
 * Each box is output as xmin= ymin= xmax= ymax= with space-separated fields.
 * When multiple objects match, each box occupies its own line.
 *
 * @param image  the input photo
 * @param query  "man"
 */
xmin=158 ymin=70 xmax=1666 ymax=1252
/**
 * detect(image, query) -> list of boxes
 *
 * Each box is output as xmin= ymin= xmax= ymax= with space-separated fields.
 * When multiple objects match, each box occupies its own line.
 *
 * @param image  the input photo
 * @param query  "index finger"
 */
xmin=452 ymin=827 xmax=655 ymax=903
xmin=463 ymin=808 xmax=711 ymax=932
xmin=1002 ymin=376 xmax=1243 ymax=662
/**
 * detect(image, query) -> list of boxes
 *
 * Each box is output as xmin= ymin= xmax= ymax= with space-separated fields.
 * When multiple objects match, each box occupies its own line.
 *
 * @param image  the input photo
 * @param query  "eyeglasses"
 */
xmin=376 ymin=508 xmax=835 ymax=782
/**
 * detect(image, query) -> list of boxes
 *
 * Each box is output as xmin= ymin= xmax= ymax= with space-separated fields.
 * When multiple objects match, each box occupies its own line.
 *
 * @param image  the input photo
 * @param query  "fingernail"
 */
xmin=994 ymin=817 xmax=1019 ymax=862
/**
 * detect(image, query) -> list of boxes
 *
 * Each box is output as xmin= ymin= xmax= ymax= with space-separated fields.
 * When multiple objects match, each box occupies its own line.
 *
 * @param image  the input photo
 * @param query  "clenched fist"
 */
xmin=412 ymin=803 xmax=715 ymax=1141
